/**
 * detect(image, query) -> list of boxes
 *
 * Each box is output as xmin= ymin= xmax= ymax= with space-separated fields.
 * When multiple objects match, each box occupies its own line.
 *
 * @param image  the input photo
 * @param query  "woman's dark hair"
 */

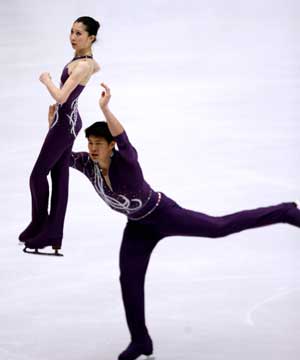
xmin=85 ymin=122 xmax=114 ymax=143
xmin=75 ymin=16 xmax=100 ymax=43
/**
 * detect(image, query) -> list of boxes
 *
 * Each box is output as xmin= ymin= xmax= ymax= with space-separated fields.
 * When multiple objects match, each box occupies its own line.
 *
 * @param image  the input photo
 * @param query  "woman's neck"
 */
xmin=75 ymin=49 xmax=93 ymax=57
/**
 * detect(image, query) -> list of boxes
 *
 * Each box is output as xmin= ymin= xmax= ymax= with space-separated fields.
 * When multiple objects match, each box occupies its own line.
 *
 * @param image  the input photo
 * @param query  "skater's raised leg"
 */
xmin=157 ymin=199 xmax=300 ymax=238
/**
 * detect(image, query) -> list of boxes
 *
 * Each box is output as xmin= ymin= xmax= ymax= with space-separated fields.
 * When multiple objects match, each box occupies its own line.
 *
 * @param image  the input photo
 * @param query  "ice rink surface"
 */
xmin=0 ymin=0 xmax=300 ymax=359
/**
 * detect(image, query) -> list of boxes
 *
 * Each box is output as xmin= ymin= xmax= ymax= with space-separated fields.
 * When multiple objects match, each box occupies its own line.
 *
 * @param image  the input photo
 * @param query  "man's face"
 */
xmin=87 ymin=136 xmax=115 ymax=162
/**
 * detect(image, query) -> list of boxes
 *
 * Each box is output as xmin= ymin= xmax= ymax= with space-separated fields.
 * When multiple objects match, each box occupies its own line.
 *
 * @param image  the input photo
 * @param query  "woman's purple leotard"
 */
xmin=19 ymin=55 xmax=92 ymax=249
xmin=70 ymin=130 xmax=300 ymax=349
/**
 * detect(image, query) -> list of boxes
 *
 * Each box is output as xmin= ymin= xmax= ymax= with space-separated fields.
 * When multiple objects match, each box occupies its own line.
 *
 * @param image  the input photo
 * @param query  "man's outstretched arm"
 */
xmin=99 ymin=82 xmax=124 ymax=137
xmin=99 ymin=83 xmax=139 ymax=161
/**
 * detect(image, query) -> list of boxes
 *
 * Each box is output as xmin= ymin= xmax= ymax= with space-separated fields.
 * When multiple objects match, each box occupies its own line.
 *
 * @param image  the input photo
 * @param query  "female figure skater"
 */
xmin=19 ymin=16 xmax=100 ymax=255
xmin=51 ymin=84 xmax=299 ymax=359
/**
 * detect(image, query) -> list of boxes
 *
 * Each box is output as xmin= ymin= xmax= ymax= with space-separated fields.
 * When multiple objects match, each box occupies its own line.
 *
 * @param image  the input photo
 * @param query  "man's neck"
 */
xmin=98 ymin=157 xmax=112 ymax=173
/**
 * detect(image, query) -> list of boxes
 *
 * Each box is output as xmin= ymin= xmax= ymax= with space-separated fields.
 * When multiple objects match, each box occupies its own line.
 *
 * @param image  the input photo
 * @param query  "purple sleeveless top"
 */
xmin=70 ymin=131 xmax=161 ymax=220
xmin=50 ymin=55 xmax=93 ymax=137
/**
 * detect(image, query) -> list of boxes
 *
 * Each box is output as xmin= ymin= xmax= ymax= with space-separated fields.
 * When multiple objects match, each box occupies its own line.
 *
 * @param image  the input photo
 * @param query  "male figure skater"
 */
xmin=49 ymin=83 xmax=300 ymax=360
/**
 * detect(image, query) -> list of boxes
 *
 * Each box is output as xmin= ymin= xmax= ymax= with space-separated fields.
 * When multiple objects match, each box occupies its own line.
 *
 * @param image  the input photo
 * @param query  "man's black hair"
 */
xmin=85 ymin=122 xmax=114 ymax=143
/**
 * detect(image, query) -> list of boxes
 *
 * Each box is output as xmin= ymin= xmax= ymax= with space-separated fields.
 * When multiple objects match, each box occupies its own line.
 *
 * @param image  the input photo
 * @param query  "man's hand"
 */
xmin=99 ymin=82 xmax=111 ymax=110
xmin=48 ymin=104 xmax=56 ymax=127
xmin=97 ymin=83 xmax=124 ymax=136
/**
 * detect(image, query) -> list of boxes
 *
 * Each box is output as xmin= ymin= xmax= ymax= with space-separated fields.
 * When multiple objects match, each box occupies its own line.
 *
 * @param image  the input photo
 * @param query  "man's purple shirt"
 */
xmin=70 ymin=131 xmax=159 ymax=219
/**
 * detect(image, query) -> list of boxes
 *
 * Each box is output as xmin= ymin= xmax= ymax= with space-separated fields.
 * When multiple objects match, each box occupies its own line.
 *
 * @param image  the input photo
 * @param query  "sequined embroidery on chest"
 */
xmin=93 ymin=164 xmax=143 ymax=213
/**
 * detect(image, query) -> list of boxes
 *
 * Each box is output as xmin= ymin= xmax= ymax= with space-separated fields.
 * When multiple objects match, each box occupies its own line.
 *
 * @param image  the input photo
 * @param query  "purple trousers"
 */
xmin=119 ymin=193 xmax=299 ymax=343
xmin=21 ymin=117 xmax=81 ymax=248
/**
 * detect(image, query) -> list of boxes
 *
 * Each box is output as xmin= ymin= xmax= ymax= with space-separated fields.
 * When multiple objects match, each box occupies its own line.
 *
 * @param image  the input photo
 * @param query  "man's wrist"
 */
xmin=100 ymin=105 xmax=110 ymax=113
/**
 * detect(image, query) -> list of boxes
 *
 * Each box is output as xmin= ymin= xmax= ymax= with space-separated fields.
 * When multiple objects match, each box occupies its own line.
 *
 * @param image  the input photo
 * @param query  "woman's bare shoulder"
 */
xmin=92 ymin=59 xmax=101 ymax=74
xmin=75 ymin=58 xmax=100 ymax=74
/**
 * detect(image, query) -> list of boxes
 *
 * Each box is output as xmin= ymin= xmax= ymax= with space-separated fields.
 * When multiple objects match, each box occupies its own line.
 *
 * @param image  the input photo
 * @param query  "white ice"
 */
xmin=0 ymin=0 xmax=300 ymax=359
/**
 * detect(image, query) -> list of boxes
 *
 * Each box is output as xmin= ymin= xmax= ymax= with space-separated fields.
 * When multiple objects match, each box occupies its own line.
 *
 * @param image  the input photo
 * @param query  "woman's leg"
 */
xmin=19 ymin=128 xmax=73 ymax=243
xmin=48 ymin=144 xmax=73 ymax=248
xmin=118 ymin=221 xmax=161 ymax=360
xmin=157 ymin=199 xmax=300 ymax=238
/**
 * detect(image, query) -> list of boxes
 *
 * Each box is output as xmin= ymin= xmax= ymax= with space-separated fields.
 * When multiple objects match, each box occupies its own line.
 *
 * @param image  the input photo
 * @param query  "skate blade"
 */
xmin=23 ymin=247 xmax=64 ymax=257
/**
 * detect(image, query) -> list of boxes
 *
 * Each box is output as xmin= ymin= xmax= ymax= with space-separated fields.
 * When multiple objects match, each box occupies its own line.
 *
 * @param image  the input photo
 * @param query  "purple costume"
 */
xmin=19 ymin=55 xmax=93 ymax=249
xmin=70 ymin=130 xmax=300 ymax=359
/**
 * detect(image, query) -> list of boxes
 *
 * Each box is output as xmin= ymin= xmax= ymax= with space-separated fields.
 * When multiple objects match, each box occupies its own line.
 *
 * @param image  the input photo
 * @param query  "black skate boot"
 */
xmin=118 ymin=336 xmax=153 ymax=360
xmin=23 ymin=225 xmax=63 ymax=257
xmin=18 ymin=215 xmax=48 ymax=243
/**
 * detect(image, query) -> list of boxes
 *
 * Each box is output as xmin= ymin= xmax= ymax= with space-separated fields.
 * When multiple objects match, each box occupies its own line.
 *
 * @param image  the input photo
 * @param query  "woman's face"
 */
xmin=70 ymin=22 xmax=94 ymax=52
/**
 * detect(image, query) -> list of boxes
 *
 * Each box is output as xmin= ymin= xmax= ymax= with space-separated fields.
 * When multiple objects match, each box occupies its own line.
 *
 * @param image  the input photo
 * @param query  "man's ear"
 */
xmin=110 ymin=141 xmax=116 ymax=150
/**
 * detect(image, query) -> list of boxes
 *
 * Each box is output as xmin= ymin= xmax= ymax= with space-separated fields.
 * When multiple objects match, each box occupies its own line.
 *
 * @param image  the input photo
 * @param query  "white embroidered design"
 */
xmin=67 ymin=99 xmax=79 ymax=137
xmin=93 ymin=164 xmax=143 ymax=214
xmin=50 ymin=104 xmax=60 ymax=129
xmin=50 ymin=98 xmax=78 ymax=136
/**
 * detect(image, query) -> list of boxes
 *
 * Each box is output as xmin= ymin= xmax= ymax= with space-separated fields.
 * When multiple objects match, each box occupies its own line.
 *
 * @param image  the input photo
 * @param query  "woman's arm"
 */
xmin=40 ymin=61 xmax=91 ymax=104
xmin=99 ymin=83 xmax=124 ymax=137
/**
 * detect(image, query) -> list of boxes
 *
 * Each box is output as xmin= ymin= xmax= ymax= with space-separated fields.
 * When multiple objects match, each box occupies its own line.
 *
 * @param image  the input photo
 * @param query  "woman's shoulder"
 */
xmin=68 ymin=58 xmax=99 ymax=74
xmin=70 ymin=58 xmax=100 ymax=85
xmin=77 ymin=58 xmax=100 ymax=73
xmin=77 ymin=59 xmax=100 ymax=80
xmin=92 ymin=59 xmax=101 ymax=74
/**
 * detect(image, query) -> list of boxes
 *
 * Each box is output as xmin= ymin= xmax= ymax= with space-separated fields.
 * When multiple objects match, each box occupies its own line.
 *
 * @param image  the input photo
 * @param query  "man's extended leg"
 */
xmin=157 ymin=200 xmax=300 ymax=238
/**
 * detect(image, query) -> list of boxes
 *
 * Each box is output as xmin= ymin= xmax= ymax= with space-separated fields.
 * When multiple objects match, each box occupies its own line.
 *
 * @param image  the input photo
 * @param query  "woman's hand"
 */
xmin=99 ymin=82 xmax=111 ymax=110
xmin=48 ymin=104 xmax=56 ymax=127
xmin=39 ymin=72 xmax=52 ymax=85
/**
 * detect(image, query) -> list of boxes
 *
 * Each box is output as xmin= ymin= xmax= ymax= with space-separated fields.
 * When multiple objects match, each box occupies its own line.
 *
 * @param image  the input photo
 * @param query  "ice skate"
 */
xmin=18 ymin=214 xmax=48 ymax=243
xmin=118 ymin=336 xmax=153 ymax=360
xmin=23 ymin=246 xmax=63 ymax=257
xmin=23 ymin=227 xmax=63 ymax=257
